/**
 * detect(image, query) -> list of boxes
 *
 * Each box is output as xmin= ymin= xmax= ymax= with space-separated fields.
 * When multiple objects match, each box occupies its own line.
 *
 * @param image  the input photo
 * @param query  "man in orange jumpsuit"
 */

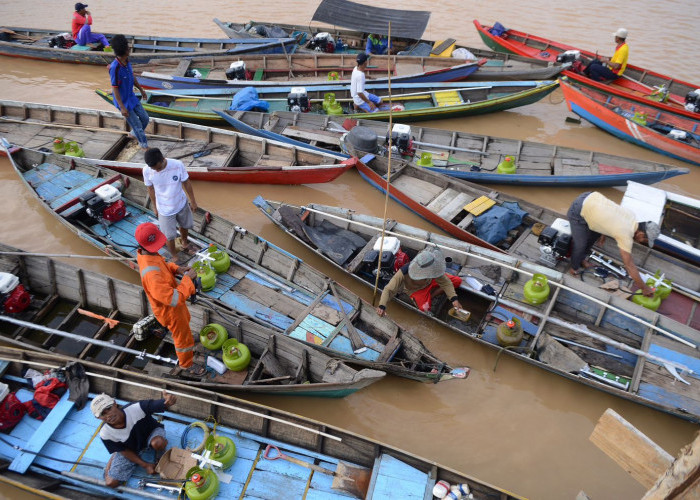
xmin=134 ymin=222 xmax=205 ymax=377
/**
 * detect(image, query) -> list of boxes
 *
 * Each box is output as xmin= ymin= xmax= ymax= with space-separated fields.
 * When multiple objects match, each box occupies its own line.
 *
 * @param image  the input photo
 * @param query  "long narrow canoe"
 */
xmin=136 ymin=53 xmax=484 ymax=90
xmin=254 ymin=198 xmax=700 ymax=422
xmin=620 ymin=181 xmax=700 ymax=266
xmin=0 ymin=347 xmax=521 ymax=499
xmin=3 ymin=146 xmax=464 ymax=383
xmin=0 ymin=99 xmax=353 ymax=184
xmin=473 ymin=20 xmax=700 ymax=120
xmin=214 ymin=107 xmax=689 ymax=187
xmin=560 ymin=77 xmax=700 ymax=166
xmin=96 ymin=80 xmax=559 ymax=126
xmin=348 ymin=153 xmax=700 ymax=328
xmin=0 ymin=26 xmax=298 ymax=65
xmin=0 ymin=242 xmax=384 ymax=397
xmin=213 ymin=18 xmax=568 ymax=81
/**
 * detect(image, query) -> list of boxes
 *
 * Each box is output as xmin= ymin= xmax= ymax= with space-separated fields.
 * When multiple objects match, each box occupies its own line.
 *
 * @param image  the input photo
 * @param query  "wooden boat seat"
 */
xmin=171 ymin=59 xmax=191 ymax=77
xmin=431 ymin=38 xmax=457 ymax=56
xmin=131 ymin=43 xmax=196 ymax=52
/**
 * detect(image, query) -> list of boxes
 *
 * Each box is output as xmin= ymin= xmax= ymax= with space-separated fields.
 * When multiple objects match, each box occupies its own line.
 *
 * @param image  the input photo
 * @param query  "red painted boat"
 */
xmin=0 ymin=99 xmax=353 ymax=184
xmin=559 ymin=78 xmax=700 ymax=166
xmin=473 ymin=20 xmax=700 ymax=120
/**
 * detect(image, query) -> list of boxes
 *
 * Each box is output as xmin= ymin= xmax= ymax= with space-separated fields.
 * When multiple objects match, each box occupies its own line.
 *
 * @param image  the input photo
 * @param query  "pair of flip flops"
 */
xmin=179 ymin=364 xmax=207 ymax=379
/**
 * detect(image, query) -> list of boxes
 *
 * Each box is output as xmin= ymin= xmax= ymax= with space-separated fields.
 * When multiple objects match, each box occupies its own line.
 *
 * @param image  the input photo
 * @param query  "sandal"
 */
xmin=181 ymin=364 xmax=207 ymax=378
xmin=183 ymin=244 xmax=199 ymax=256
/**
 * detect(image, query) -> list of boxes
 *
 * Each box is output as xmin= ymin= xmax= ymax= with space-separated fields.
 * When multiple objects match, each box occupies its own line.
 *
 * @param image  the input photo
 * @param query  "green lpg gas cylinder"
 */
xmin=205 ymin=434 xmax=237 ymax=469
xmin=205 ymin=244 xmax=231 ymax=274
xmin=65 ymin=141 xmax=85 ymax=158
xmin=646 ymin=270 xmax=672 ymax=300
xmin=632 ymin=288 xmax=662 ymax=312
xmin=523 ymin=273 xmax=550 ymax=305
xmin=193 ymin=261 xmax=216 ymax=291
xmin=496 ymin=317 xmax=524 ymax=347
xmin=323 ymin=93 xmax=343 ymax=115
xmin=185 ymin=468 xmax=220 ymax=500
xmin=416 ymin=152 xmax=433 ymax=167
xmin=53 ymin=137 xmax=66 ymax=154
xmin=221 ymin=338 xmax=251 ymax=371
xmin=497 ymin=156 xmax=516 ymax=174
xmin=200 ymin=323 xmax=228 ymax=350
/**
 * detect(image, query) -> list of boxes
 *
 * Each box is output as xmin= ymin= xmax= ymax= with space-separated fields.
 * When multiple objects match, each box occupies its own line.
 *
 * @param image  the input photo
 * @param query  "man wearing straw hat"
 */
xmin=376 ymin=247 xmax=464 ymax=316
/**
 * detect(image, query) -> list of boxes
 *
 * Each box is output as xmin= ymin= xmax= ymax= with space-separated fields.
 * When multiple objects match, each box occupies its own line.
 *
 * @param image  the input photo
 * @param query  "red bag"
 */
xmin=0 ymin=392 xmax=26 ymax=432
xmin=24 ymin=378 xmax=68 ymax=421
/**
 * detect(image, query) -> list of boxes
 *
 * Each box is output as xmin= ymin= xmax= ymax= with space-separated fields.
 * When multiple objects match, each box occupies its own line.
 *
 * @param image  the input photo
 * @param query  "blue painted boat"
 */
xmin=2 ymin=145 xmax=462 ymax=383
xmin=0 ymin=241 xmax=385 ymax=397
xmin=0 ymin=26 xmax=298 ymax=65
xmin=0 ymin=348 xmax=523 ymax=499
xmin=136 ymin=53 xmax=484 ymax=91
xmin=214 ymin=108 xmax=689 ymax=187
xmin=254 ymin=198 xmax=700 ymax=423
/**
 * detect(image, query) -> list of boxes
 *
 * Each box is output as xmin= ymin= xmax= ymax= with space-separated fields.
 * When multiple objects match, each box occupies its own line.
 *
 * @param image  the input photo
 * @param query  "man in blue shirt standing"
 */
xmin=108 ymin=34 xmax=149 ymax=150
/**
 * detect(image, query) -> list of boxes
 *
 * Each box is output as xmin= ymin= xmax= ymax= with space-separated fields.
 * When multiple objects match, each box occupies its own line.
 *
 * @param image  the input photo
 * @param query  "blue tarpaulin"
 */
xmin=473 ymin=201 xmax=528 ymax=244
xmin=229 ymin=87 xmax=269 ymax=112
xmin=489 ymin=22 xmax=508 ymax=37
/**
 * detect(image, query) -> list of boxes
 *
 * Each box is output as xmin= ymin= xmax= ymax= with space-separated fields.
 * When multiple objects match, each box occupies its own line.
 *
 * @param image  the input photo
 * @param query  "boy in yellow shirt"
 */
xmin=583 ymin=28 xmax=629 ymax=82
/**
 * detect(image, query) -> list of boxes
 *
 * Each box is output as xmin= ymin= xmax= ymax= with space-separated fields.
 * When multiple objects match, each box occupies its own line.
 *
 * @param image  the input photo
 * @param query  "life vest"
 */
xmin=23 ymin=378 xmax=68 ymax=421
xmin=0 ymin=392 xmax=26 ymax=432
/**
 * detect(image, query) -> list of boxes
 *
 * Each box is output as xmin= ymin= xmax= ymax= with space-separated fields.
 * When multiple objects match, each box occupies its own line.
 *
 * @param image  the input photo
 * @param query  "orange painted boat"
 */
xmin=473 ymin=20 xmax=700 ymax=120
xmin=559 ymin=78 xmax=700 ymax=166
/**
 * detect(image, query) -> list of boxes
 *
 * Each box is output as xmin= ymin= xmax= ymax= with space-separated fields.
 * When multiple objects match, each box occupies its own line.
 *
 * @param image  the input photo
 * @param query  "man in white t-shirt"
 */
xmin=351 ymin=52 xmax=382 ymax=113
xmin=143 ymin=148 xmax=199 ymax=258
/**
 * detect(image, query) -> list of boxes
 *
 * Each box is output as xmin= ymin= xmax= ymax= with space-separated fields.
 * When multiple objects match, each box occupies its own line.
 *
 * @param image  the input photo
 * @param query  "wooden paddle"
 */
xmin=263 ymin=444 xmax=370 ymax=498
xmin=328 ymin=281 xmax=367 ymax=354
xmin=0 ymin=28 xmax=41 ymax=42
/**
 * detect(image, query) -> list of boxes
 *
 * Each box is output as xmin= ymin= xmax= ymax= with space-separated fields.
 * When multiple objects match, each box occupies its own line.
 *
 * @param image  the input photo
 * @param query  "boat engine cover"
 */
xmin=685 ymin=89 xmax=700 ymax=113
xmin=0 ymin=274 xmax=31 ymax=314
xmin=346 ymin=126 xmax=378 ymax=153
xmin=102 ymin=200 xmax=127 ymax=222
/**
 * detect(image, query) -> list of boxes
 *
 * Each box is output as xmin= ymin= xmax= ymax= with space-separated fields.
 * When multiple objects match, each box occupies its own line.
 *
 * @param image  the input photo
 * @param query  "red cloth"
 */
xmin=410 ymin=274 xmax=462 ymax=312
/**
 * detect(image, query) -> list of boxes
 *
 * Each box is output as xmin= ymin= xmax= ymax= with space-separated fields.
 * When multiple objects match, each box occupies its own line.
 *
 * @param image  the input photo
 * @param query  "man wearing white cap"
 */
xmin=376 ymin=246 xmax=464 ymax=316
xmin=584 ymin=28 xmax=629 ymax=82
xmin=91 ymin=390 xmax=176 ymax=488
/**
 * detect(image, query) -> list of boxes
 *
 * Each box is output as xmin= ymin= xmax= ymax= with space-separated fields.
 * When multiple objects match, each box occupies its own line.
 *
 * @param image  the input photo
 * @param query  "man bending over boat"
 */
xmin=71 ymin=3 xmax=110 ymax=50
xmin=566 ymin=191 xmax=658 ymax=296
xmin=143 ymin=147 xmax=199 ymax=259
xmin=135 ymin=222 xmax=206 ymax=377
xmin=109 ymin=34 xmax=150 ymax=150
xmin=375 ymin=247 xmax=464 ymax=316
xmin=583 ymin=28 xmax=629 ymax=82
xmin=351 ymin=52 xmax=383 ymax=113
xmin=92 ymin=391 xmax=176 ymax=488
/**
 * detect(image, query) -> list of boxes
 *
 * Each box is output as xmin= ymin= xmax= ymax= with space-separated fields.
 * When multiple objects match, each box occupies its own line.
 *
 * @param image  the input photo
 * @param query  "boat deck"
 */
xmin=0 ymin=387 xmax=431 ymax=499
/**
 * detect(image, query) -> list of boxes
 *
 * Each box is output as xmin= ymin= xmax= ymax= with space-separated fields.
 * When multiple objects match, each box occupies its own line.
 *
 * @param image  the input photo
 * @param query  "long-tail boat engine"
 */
xmin=79 ymin=183 xmax=126 ymax=224
xmin=538 ymin=218 xmax=572 ymax=267
xmin=387 ymin=123 xmax=414 ymax=155
xmin=685 ymin=89 xmax=700 ymax=113
xmin=0 ymin=272 xmax=31 ymax=314
xmin=287 ymin=87 xmax=310 ymax=112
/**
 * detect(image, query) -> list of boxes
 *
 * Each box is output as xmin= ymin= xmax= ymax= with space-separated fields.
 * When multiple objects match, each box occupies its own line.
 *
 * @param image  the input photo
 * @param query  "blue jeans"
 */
xmin=125 ymin=103 xmax=150 ymax=148
xmin=584 ymin=60 xmax=618 ymax=82
xmin=357 ymin=93 xmax=382 ymax=113
xmin=75 ymin=24 xmax=110 ymax=47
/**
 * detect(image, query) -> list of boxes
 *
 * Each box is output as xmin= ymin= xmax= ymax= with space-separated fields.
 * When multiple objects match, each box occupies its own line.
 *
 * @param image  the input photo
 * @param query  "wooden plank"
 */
xmin=437 ymin=192 xmax=472 ymax=220
xmin=589 ymin=408 xmax=672 ymax=489
xmin=425 ymin=187 xmax=460 ymax=214
xmin=643 ymin=432 xmax=700 ymax=499
xmin=171 ymin=59 xmax=192 ymax=77
xmin=281 ymin=126 xmax=342 ymax=146
xmin=10 ymin=393 xmax=75 ymax=473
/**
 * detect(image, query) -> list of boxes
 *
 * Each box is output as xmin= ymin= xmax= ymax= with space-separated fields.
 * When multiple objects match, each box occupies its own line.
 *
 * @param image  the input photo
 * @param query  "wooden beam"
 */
xmin=643 ymin=432 xmax=700 ymax=499
xmin=589 ymin=408 xmax=673 ymax=489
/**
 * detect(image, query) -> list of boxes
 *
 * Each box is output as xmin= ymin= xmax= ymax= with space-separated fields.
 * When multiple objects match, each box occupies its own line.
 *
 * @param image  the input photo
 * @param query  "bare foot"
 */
xmin=582 ymin=259 xmax=596 ymax=269
xmin=568 ymin=268 xmax=582 ymax=277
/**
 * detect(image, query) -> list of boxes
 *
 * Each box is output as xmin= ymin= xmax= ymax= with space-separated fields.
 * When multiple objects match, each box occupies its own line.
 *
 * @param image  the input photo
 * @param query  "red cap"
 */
xmin=135 ymin=222 xmax=166 ymax=253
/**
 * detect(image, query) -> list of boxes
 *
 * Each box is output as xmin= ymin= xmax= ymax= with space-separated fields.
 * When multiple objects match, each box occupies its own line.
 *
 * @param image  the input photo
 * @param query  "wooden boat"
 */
xmin=136 ymin=53 xmax=484 ymax=91
xmin=559 ymin=78 xmax=700 ymax=166
xmin=343 ymin=153 xmax=700 ymax=328
xmin=0 ymin=348 xmax=521 ymax=499
xmin=213 ymin=18 xmax=567 ymax=81
xmin=0 ymin=99 xmax=353 ymax=185
xmin=0 ymin=26 xmax=299 ymax=65
xmin=3 ymin=146 xmax=465 ymax=383
xmin=473 ymin=20 xmax=700 ymax=120
xmin=253 ymin=197 xmax=700 ymax=422
xmin=0 ymin=243 xmax=385 ymax=397
xmin=95 ymin=80 xmax=559 ymax=126
xmin=620 ymin=181 xmax=700 ymax=266
xmin=214 ymin=108 xmax=689 ymax=187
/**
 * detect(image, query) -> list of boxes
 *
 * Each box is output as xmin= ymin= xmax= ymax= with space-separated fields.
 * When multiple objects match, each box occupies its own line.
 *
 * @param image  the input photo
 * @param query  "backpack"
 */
xmin=0 ymin=392 xmax=26 ymax=432
xmin=23 ymin=378 xmax=68 ymax=421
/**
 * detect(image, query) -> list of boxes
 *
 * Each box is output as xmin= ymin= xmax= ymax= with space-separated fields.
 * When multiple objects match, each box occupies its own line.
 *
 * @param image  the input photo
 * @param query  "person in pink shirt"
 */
xmin=72 ymin=3 xmax=110 ymax=50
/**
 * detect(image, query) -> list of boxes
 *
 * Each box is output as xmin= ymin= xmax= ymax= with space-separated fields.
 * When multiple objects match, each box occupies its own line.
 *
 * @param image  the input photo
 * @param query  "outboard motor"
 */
xmin=556 ymin=50 xmax=581 ymax=63
xmin=359 ymin=237 xmax=402 ymax=283
xmin=344 ymin=126 xmax=379 ymax=154
xmin=538 ymin=218 xmax=572 ymax=267
xmin=308 ymin=32 xmax=335 ymax=53
xmin=225 ymin=61 xmax=247 ymax=81
xmin=684 ymin=89 xmax=700 ymax=113
xmin=80 ymin=183 xmax=126 ymax=223
xmin=388 ymin=123 xmax=413 ymax=155
xmin=287 ymin=87 xmax=310 ymax=113
xmin=0 ymin=273 xmax=31 ymax=314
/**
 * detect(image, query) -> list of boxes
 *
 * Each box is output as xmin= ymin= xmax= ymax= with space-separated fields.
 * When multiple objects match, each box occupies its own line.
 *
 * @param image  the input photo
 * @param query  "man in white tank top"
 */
xmin=351 ymin=52 xmax=383 ymax=113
